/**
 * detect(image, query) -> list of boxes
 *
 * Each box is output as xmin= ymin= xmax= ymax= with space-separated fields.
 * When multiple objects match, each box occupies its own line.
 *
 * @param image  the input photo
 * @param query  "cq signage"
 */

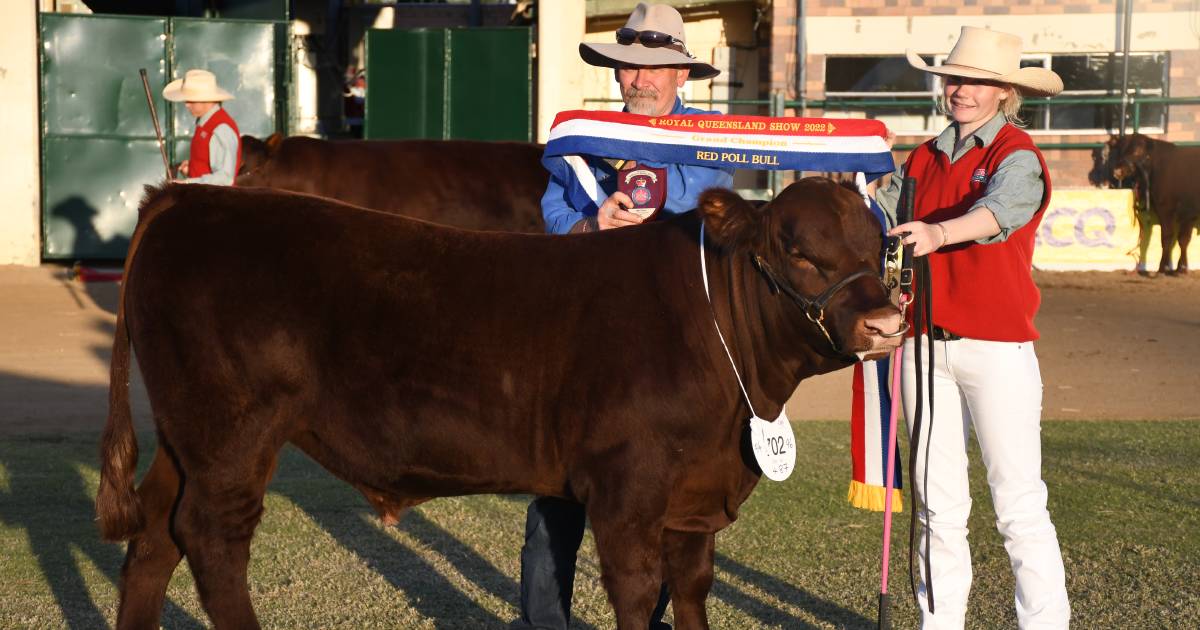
xmin=1030 ymin=188 xmax=1200 ymax=270
xmin=1035 ymin=206 xmax=1118 ymax=249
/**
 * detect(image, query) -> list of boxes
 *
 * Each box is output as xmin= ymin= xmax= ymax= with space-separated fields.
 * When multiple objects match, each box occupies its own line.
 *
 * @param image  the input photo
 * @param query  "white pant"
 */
xmin=901 ymin=337 xmax=1070 ymax=630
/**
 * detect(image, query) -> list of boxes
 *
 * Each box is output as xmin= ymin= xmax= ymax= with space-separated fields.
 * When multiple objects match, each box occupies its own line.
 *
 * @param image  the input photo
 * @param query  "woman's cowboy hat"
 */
xmin=162 ymin=69 xmax=234 ymax=102
xmin=579 ymin=3 xmax=719 ymax=80
xmin=906 ymin=26 xmax=1063 ymax=97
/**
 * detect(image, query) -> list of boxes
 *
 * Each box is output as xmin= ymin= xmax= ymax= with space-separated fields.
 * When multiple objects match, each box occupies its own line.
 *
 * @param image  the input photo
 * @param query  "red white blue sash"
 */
xmin=544 ymin=110 xmax=894 ymax=178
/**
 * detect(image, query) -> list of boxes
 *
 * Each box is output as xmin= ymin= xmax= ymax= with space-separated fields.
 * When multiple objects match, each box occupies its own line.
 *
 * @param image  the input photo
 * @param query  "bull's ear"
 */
xmin=698 ymin=188 xmax=761 ymax=248
xmin=265 ymin=132 xmax=285 ymax=154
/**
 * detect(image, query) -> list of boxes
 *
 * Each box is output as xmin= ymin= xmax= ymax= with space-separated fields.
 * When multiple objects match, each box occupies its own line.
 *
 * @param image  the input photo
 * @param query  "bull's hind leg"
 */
xmin=662 ymin=530 xmax=715 ymax=630
xmin=116 ymin=444 xmax=184 ymax=630
xmin=1159 ymin=220 xmax=1179 ymax=275
xmin=1176 ymin=215 xmax=1195 ymax=273
xmin=171 ymin=443 xmax=281 ymax=629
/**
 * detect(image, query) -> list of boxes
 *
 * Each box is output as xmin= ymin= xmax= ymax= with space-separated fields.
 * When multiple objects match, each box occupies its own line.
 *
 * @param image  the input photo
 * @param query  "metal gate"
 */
xmin=39 ymin=13 xmax=289 ymax=260
xmin=364 ymin=27 xmax=531 ymax=142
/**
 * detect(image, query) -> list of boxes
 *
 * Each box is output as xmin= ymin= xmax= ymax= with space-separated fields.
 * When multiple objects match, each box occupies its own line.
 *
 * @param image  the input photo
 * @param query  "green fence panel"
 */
xmin=365 ymin=27 xmax=530 ymax=141
xmin=171 ymin=17 xmax=281 ymax=153
xmin=447 ymin=28 xmax=531 ymax=141
xmin=42 ymin=137 xmax=163 ymax=259
xmin=40 ymin=13 xmax=289 ymax=260
xmin=40 ymin=14 xmax=169 ymax=136
xmin=365 ymin=29 xmax=446 ymax=139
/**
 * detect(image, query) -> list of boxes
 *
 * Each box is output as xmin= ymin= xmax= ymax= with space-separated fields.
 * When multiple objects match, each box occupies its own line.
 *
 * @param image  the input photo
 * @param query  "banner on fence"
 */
xmin=1032 ymin=188 xmax=1200 ymax=271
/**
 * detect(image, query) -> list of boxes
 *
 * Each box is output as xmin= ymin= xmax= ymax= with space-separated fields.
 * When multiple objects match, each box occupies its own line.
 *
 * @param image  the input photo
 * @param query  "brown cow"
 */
xmin=1107 ymin=133 xmax=1200 ymax=274
xmin=236 ymin=133 xmax=547 ymax=233
xmin=96 ymin=179 xmax=902 ymax=629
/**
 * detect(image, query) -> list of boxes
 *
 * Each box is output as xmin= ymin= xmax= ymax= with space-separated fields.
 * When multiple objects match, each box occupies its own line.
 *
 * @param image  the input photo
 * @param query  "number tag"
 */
xmin=749 ymin=411 xmax=796 ymax=481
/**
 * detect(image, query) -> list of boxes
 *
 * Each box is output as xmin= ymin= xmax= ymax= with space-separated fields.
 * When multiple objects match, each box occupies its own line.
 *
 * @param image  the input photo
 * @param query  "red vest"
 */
xmin=189 ymin=107 xmax=242 ymax=180
xmin=905 ymin=123 xmax=1051 ymax=342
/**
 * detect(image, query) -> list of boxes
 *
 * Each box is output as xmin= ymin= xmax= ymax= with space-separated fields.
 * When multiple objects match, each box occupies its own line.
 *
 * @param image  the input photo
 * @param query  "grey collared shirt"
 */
xmin=874 ymin=113 xmax=1045 ymax=244
xmin=182 ymin=106 xmax=239 ymax=186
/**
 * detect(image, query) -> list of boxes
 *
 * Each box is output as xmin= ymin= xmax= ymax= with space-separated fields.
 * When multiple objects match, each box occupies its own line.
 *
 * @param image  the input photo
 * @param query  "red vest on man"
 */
xmin=189 ymin=107 xmax=242 ymax=180
xmin=904 ymin=123 xmax=1051 ymax=342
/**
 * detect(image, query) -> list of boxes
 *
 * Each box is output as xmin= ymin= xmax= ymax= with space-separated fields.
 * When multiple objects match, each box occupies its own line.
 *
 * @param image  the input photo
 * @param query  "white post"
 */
xmin=536 ymin=0 xmax=587 ymax=143
xmin=0 ymin=1 xmax=41 ymax=266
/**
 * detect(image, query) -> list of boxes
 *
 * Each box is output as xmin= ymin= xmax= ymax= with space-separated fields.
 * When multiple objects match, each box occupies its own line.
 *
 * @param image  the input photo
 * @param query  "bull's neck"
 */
xmin=703 ymin=243 xmax=838 ymax=419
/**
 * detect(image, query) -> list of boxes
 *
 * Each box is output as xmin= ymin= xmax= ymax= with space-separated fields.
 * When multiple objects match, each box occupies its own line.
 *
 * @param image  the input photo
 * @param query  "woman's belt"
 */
xmin=929 ymin=325 xmax=963 ymax=341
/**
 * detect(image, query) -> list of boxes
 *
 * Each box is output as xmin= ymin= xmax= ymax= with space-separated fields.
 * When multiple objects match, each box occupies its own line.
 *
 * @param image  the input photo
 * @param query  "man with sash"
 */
xmin=162 ymin=69 xmax=242 ymax=186
xmin=518 ymin=4 xmax=732 ymax=629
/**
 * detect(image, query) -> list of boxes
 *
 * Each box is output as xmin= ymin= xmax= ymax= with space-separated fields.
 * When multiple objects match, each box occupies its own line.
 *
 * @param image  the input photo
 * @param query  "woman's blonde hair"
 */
xmin=937 ymin=83 xmax=1026 ymax=128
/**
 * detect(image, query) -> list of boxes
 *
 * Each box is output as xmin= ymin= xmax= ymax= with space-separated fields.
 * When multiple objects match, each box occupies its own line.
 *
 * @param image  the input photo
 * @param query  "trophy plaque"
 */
xmin=618 ymin=165 xmax=667 ymax=221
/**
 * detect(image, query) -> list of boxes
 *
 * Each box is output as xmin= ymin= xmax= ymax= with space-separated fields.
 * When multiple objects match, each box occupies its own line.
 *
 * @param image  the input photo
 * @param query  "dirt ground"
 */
xmin=0 ymin=264 xmax=1197 ymax=437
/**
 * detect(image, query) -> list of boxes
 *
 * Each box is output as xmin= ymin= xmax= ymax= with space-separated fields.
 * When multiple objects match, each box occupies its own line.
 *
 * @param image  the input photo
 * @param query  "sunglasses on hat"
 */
xmin=615 ymin=28 xmax=694 ymax=58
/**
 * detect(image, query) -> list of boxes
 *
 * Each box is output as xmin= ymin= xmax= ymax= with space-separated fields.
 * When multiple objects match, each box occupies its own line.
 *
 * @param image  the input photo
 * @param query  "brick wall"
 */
xmin=768 ymin=2 xmax=1199 ymax=187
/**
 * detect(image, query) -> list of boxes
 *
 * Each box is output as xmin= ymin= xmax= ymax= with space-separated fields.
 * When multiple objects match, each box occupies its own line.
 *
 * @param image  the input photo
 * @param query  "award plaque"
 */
xmin=618 ymin=165 xmax=667 ymax=221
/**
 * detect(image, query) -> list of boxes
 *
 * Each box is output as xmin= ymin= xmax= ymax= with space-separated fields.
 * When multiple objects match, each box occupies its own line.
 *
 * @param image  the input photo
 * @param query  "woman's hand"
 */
xmin=889 ymin=221 xmax=948 ymax=257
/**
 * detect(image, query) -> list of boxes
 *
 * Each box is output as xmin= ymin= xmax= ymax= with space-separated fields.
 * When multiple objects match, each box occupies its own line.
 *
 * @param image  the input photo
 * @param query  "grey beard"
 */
xmin=624 ymin=91 xmax=661 ymax=115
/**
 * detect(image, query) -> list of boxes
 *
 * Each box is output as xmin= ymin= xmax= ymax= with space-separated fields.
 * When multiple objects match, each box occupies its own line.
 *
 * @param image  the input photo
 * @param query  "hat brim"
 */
xmin=162 ymin=77 xmax=235 ymax=102
xmin=905 ymin=49 xmax=1063 ymax=97
xmin=580 ymin=42 xmax=720 ymax=80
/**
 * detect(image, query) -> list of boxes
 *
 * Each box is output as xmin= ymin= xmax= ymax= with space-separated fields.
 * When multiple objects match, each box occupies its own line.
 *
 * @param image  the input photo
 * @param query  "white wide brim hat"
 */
xmin=579 ymin=3 xmax=719 ymax=81
xmin=163 ymin=69 xmax=234 ymax=102
xmin=906 ymin=26 xmax=1063 ymax=97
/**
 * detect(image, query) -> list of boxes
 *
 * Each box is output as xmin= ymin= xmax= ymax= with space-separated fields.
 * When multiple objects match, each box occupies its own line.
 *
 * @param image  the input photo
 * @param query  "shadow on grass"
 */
xmin=0 ymin=377 xmax=203 ymax=629
xmin=271 ymin=449 xmax=512 ymax=627
xmin=714 ymin=554 xmax=873 ymax=628
xmin=495 ymin=495 xmax=869 ymax=627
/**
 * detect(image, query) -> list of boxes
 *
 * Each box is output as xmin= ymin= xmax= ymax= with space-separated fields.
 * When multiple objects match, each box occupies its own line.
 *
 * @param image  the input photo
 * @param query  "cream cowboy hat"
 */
xmin=162 ymin=69 xmax=234 ymax=102
xmin=906 ymin=26 xmax=1063 ymax=97
xmin=579 ymin=3 xmax=719 ymax=81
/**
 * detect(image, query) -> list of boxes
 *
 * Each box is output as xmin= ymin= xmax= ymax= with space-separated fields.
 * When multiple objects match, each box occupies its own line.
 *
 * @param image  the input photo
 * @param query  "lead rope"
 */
xmin=907 ymin=255 xmax=936 ymax=614
xmin=699 ymin=223 xmax=759 ymax=419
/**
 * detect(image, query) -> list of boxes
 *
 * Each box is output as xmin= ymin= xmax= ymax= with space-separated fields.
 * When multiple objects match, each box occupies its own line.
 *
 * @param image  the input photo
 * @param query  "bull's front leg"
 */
xmin=583 ymin=458 xmax=672 ymax=629
xmin=662 ymin=530 xmax=715 ymax=630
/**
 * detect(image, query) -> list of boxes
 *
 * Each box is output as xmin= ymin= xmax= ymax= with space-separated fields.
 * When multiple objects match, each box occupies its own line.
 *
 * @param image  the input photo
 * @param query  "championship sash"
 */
xmin=850 ymin=173 xmax=903 ymax=513
xmin=543 ymin=110 xmax=894 ymax=213
xmin=850 ymin=360 xmax=904 ymax=512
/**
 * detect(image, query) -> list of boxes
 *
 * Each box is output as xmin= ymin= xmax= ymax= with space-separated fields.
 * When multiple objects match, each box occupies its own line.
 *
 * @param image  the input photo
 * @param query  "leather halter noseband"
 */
xmin=749 ymin=252 xmax=883 ymax=355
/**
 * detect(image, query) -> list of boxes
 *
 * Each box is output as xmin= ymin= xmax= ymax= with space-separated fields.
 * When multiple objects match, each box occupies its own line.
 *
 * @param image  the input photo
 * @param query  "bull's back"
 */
xmin=239 ymin=137 xmax=547 ymax=232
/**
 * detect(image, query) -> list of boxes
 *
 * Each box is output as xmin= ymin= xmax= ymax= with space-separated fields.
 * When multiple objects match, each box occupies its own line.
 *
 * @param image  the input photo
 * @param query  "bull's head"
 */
xmin=1109 ymin=133 xmax=1154 ymax=182
xmin=237 ymin=132 xmax=285 ymax=178
xmin=698 ymin=177 xmax=903 ymax=362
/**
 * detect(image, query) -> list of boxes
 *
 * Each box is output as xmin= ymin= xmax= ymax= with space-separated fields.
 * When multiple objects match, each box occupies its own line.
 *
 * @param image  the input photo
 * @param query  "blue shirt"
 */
xmin=540 ymin=98 xmax=735 ymax=234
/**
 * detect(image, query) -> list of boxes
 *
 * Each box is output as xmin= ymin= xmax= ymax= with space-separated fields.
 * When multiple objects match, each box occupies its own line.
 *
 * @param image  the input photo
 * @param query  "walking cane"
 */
xmin=878 ymin=176 xmax=916 ymax=630
xmin=139 ymin=68 xmax=173 ymax=182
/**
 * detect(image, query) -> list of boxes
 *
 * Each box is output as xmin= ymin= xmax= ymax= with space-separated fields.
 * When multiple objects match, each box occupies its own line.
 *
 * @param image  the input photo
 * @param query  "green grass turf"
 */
xmin=0 ymin=421 xmax=1195 ymax=628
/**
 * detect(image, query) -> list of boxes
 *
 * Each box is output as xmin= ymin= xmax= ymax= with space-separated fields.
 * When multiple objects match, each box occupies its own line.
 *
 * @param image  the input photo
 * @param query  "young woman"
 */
xmin=873 ymin=27 xmax=1070 ymax=630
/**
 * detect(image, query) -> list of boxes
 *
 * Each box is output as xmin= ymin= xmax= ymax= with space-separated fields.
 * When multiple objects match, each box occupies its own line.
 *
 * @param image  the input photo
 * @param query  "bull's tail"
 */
xmin=96 ymin=184 xmax=178 ymax=541
xmin=96 ymin=292 xmax=143 ymax=541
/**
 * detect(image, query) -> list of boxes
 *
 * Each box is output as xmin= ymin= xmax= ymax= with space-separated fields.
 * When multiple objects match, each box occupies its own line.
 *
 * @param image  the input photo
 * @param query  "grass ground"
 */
xmin=0 ymin=420 xmax=1196 ymax=629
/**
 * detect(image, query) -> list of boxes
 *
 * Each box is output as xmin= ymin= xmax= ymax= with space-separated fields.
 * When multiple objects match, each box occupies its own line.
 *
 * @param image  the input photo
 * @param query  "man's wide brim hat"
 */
xmin=163 ymin=69 xmax=234 ymax=102
xmin=906 ymin=26 xmax=1063 ymax=97
xmin=579 ymin=3 xmax=719 ymax=81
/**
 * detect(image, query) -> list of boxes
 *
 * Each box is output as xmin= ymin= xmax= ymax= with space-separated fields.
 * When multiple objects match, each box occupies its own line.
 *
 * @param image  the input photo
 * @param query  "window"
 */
xmin=823 ymin=52 xmax=1169 ymax=135
xmin=1026 ymin=52 xmax=1167 ymax=133
xmin=824 ymin=56 xmax=940 ymax=134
